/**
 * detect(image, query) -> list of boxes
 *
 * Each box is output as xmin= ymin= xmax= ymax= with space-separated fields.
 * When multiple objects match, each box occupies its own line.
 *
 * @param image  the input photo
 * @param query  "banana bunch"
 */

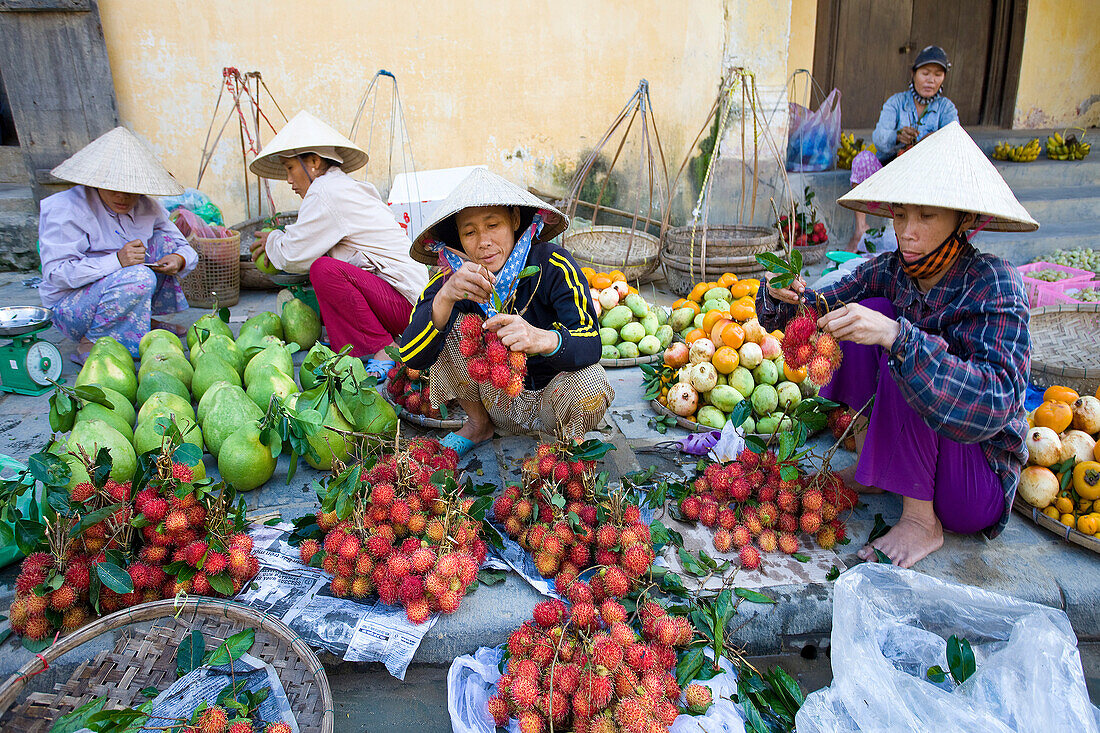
xmin=992 ymin=138 xmax=1040 ymax=162
xmin=1046 ymin=132 xmax=1091 ymax=160
xmin=836 ymin=132 xmax=876 ymax=170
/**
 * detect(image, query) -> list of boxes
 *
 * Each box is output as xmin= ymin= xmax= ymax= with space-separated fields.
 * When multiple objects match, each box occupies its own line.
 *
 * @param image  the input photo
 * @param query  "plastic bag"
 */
xmin=170 ymin=208 xmax=229 ymax=240
xmin=448 ymin=646 xmax=746 ymax=733
xmin=796 ymin=563 xmax=1100 ymax=732
xmin=161 ymin=187 xmax=225 ymax=226
xmin=787 ymin=88 xmax=841 ymax=172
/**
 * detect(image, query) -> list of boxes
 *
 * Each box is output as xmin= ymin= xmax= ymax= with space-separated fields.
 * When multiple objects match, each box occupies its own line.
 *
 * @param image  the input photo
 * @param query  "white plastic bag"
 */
xmin=797 ymin=563 xmax=1100 ymax=732
xmin=448 ymin=646 xmax=746 ymax=733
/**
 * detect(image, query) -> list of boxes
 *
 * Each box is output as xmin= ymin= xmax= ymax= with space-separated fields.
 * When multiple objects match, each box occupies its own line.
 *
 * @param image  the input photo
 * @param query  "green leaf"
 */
xmin=778 ymin=432 xmax=796 ymax=461
xmin=518 ymin=265 xmax=540 ymax=278
xmin=207 ymin=572 xmax=234 ymax=597
xmin=779 ymin=465 xmax=799 ymax=482
xmin=790 ymin=247 xmax=803 ymax=273
xmin=677 ymin=548 xmax=706 ymax=576
xmin=868 ymin=513 xmax=891 ymax=542
xmin=926 ymin=665 xmax=947 ymax=683
xmin=491 ymin=290 xmax=504 ymax=313
xmin=476 ymin=569 xmax=507 ymax=587
xmin=15 ymin=518 xmax=44 ymax=556
xmin=140 ymin=686 xmax=159 ymax=698
xmin=769 ymin=273 xmax=796 ymax=289
xmin=946 ymin=634 xmax=976 ymax=684
xmin=218 ymin=307 xmax=231 ymax=323
xmin=769 ymin=665 xmax=805 ymax=706
xmin=734 ymin=587 xmax=776 ymax=604
xmin=28 ymin=452 xmax=69 ymax=488
xmin=825 ymin=565 xmax=841 ymax=581
xmin=172 ymin=443 xmax=202 ymax=468
xmin=676 ymin=645 xmax=707 ymax=686
xmin=90 ymin=448 xmax=113 ymax=489
xmin=70 ymin=504 xmax=122 ymax=538
xmin=48 ymin=697 xmax=107 ymax=733
xmin=730 ymin=399 xmax=752 ymax=430
xmin=792 ymin=552 xmax=810 ymax=563
xmin=22 ymin=635 xmax=51 ymax=653
xmin=205 ymin=628 xmax=255 ymax=667
xmin=95 ymin=561 xmax=134 ymax=594
xmin=177 ymin=629 xmax=205 ymax=677
xmin=755 ymin=252 xmax=792 ymax=274
xmin=873 ymin=548 xmax=892 ymax=565
xmin=73 ymin=384 xmax=111 ymax=408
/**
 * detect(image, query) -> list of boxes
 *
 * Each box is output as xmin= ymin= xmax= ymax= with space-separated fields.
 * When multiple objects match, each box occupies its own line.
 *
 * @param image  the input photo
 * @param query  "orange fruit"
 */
xmin=672 ymin=298 xmax=688 ymax=310
xmin=709 ymin=317 xmax=732 ymax=345
xmin=721 ymin=322 xmax=745 ymax=349
xmin=581 ymin=266 xmax=596 ymax=284
xmin=712 ymin=346 xmax=740 ymax=374
xmin=702 ymin=310 xmax=726 ymax=333
xmin=1043 ymin=385 xmax=1079 ymax=404
xmin=783 ymin=363 xmax=807 ymax=383
xmin=718 ymin=272 xmax=738 ymax=288
xmin=688 ymin=282 xmax=709 ymax=302
xmin=679 ymin=300 xmax=701 ymax=316
xmin=591 ymin=273 xmax=612 ymax=290
xmin=608 ymin=270 xmax=627 ymax=283
xmin=1055 ymin=495 xmax=1075 ymax=514
xmin=730 ymin=281 xmax=753 ymax=299
xmin=685 ymin=328 xmax=707 ymax=344
xmin=741 ymin=278 xmax=761 ymax=293
xmin=730 ymin=299 xmax=755 ymax=322
xmin=1034 ymin=400 xmax=1073 ymax=433
xmin=627 ymin=286 xmax=638 ymax=295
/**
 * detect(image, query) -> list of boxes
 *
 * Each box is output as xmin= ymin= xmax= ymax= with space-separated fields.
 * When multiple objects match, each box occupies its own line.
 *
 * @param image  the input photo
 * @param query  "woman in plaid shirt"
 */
xmin=758 ymin=122 xmax=1037 ymax=568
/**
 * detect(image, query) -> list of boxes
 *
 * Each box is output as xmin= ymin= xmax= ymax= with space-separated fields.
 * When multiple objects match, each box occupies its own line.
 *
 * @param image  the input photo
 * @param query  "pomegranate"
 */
xmin=610 ymin=280 xmax=631 ymax=301
xmin=759 ymin=335 xmax=781 ymax=359
xmin=664 ymin=342 xmax=690 ymax=368
xmin=668 ymin=382 xmax=699 ymax=417
xmin=1060 ymin=430 xmax=1097 ymax=464
xmin=1072 ymin=396 xmax=1100 ymax=434
xmin=688 ymin=362 xmax=718 ymax=392
xmin=1025 ymin=427 xmax=1062 ymax=467
xmin=689 ymin=338 xmax=716 ymax=365
xmin=1018 ymin=466 xmax=1059 ymax=509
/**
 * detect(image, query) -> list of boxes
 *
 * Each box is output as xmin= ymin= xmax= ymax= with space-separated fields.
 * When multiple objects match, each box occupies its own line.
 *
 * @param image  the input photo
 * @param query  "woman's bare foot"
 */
xmin=857 ymin=495 xmax=943 ymax=568
xmin=372 ymin=342 xmax=396 ymax=361
xmin=455 ymin=398 xmax=495 ymax=444
xmin=836 ymin=464 xmax=883 ymax=493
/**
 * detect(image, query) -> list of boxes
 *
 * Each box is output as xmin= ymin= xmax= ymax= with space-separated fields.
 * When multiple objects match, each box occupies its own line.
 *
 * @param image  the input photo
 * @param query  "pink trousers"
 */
xmin=308 ymin=257 xmax=414 ymax=357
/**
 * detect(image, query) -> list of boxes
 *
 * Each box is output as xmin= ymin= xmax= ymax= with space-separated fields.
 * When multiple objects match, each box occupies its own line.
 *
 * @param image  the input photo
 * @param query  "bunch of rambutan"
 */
xmin=458 ymin=314 xmax=527 ymax=397
xmin=780 ymin=305 xmax=842 ymax=386
xmin=298 ymin=436 xmax=487 ymax=624
xmin=493 ymin=442 xmax=655 ymax=597
xmin=487 ymin=598 xmax=695 ymax=733
xmin=676 ymin=448 xmax=854 ymax=568
xmin=827 ymin=406 xmax=858 ymax=451
xmin=385 ymin=360 xmax=451 ymax=419
xmin=181 ymin=703 xmax=292 ymax=733
xmin=8 ymin=460 xmax=260 ymax=641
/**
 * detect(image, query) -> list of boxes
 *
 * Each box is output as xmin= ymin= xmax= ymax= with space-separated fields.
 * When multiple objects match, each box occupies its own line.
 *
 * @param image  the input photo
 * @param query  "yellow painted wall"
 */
xmin=97 ymin=0 xmax=776 ymax=225
xmin=1013 ymin=0 xmax=1100 ymax=129
xmin=786 ymin=0 xmax=816 ymax=88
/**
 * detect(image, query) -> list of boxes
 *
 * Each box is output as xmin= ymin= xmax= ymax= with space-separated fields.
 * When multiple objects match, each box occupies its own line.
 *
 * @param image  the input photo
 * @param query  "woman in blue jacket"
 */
xmin=872 ymin=46 xmax=958 ymax=162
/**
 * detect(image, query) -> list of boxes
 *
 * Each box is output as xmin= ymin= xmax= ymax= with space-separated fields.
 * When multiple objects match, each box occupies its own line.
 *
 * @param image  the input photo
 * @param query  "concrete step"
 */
xmin=992 ymin=157 xmax=1100 ymax=188
xmin=0 ymin=185 xmax=34 ymax=214
xmin=976 ymin=220 xmax=1099 ymax=265
xmin=0 ymin=210 xmax=38 ymax=271
xmin=1014 ymin=184 xmax=1100 ymax=223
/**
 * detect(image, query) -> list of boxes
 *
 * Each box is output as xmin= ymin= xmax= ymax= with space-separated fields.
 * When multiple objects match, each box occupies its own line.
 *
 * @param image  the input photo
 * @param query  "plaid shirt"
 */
xmin=757 ymin=247 xmax=1030 ymax=537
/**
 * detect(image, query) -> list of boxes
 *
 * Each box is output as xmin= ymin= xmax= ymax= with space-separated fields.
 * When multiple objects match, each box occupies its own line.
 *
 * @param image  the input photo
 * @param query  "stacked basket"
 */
xmin=661 ymin=225 xmax=781 ymax=297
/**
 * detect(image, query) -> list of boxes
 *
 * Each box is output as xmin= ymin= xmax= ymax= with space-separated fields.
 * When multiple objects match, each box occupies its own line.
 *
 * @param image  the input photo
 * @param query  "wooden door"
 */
xmin=0 ymin=0 xmax=119 ymax=194
xmin=813 ymin=0 xmax=1027 ymax=128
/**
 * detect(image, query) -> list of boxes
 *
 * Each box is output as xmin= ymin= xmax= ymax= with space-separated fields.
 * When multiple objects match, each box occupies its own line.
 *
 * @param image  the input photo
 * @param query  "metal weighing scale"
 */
xmin=271 ymin=272 xmax=320 ymax=316
xmin=0 ymin=306 xmax=63 ymax=396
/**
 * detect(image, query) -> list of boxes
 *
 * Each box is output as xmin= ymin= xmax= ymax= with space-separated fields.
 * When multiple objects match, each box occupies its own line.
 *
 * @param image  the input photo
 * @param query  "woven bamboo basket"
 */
xmin=649 ymin=399 xmax=819 ymax=441
xmin=791 ymin=240 xmax=830 ymax=266
xmin=661 ymin=248 xmax=778 ymax=297
xmin=0 ymin=599 xmax=333 ymax=732
xmin=664 ymin=225 xmax=778 ymax=260
xmin=181 ymin=230 xmax=241 ymax=308
xmin=565 ymin=226 xmax=662 ymax=282
xmin=380 ymin=386 xmax=466 ymax=430
xmin=234 ymin=212 xmax=300 ymax=291
xmin=1028 ymin=303 xmax=1100 ymax=394
xmin=1013 ymin=495 xmax=1100 ymax=555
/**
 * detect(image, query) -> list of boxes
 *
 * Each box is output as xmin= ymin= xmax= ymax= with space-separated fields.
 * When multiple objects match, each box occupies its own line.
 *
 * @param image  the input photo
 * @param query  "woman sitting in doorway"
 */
xmin=38 ymin=127 xmax=197 ymax=363
xmin=249 ymin=111 xmax=428 ymax=377
xmin=398 ymin=168 xmax=614 ymax=455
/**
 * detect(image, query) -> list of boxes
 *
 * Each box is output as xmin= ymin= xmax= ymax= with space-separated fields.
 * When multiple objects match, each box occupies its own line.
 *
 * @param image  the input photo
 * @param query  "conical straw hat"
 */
xmin=250 ymin=111 xmax=368 ymax=179
xmin=410 ymin=167 xmax=567 ymax=265
xmin=838 ymin=122 xmax=1038 ymax=232
xmin=50 ymin=127 xmax=184 ymax=196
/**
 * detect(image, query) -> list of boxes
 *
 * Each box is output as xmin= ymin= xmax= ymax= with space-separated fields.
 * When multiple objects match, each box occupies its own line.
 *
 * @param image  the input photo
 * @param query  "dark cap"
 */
xmin=912 ymin=45 xmax=950 ymax=71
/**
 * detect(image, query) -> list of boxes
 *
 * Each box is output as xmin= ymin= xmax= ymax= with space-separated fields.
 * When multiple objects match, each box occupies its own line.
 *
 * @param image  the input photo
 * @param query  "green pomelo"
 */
xmin=138 ymin=351 xmax=194 ymax=390
xmin=305 ymin=404 xmax=356 ymax=471
xmin=638 ymin=335 xmax=662 ymax=356
xmin=88 ymin=336 xmax=134 ymax=373
xmin=255 ymin=251 xmax=279 ymax=275
xmin=242 ymin=311 xmax=283 ymax=339
xmin=601 ymin=345 xmax=620 ymax=360
xmin=138 ymin=329 xmax=183 ymax=358
xmin=298 ymin=343 xmax=335 ymax=391
xmin=697 ymin=405 xmax=727 ymax=430
xmin=189 ymin=334 xmax=245 ymax=375
xmin=197 ymin=381 xmax=237 ymax=426
xmin=218 ymin=422 xmax=276 ymax=491
xmin=76 ymin=357 xmax=137 ymax=404
xmin=281 ymin=298 xmax=322 ymax=350
xmin=600 ymin=305 xmax=632 ymax=331
xmin=599 ymin=327 xmax=619 ymax=347
xmin=244 ymin=344 xmax=294 ymax=387
xmin=93 ymin=386 xmax=136 ymax=427
xmin=235 ymin=323 xmax=272 ymax=357
xmin=752 ymin=360 xmax=779 ymax=386
xmin=135 ymin=371 xmax=189 ymax=407
xmin=755 ymin=415 xmax=779 ymax=435
xmin=141 ymin=340 xmax=185 ymax=363
xmin=186 ymin=313 xmax=233 ymax=350
xmin=133 ymin=416 xmax=202 ymax=457
xmin=69 ymin=418 xmax=136 ymax=483
xmin=728 ymin=367 xmax=755 ymax=399
xmin=246 ymin=369 xmax=298 ymax=411
xmin=75 ymin=403 xmax=134 ymax=443
xmin=751 ymin=383 xmax=778 ymax=417
xmin=192 ymin=355 xmax=241 ymax=402
xmin=137 ymin=391 xmax=195 ymax=424
xmin=351 ymin=389 xmax=398 ymax=436
xmin=709 ymin=384 xmax=745 ymax=413
xmin=203 ymin=388 xmax=263 ymax=457
xmin=776 ymin=381 xmax=802 ymax=410
xmin=615 ymin=342 xmax=640 ymax=359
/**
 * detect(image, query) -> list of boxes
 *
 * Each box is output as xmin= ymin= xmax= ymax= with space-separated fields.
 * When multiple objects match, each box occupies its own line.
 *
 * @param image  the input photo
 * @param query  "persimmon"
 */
xmin=1044 ymin=385 xmax=1079 ymax=404
xmin=685 ymin=328 xmax=707 ymax=343
xmin=712 ymin=346 xmax=740 ymax=374
xmin=702 ymin=310 xmax=726 ymax=333
xmin=1034 ymin=399 xmax=1073 ymax=433
xmin=718 ymin=272 xmax=738 ymax=288
xmin=721 ymin=322 xmax=745 ymax=349
xmin=590 ymin=273 xmax=612 ymax=290
xmin=608 ymin=269 xmax=627 ymax=283
xmin=688 ymin=282 xmax=710 ymax=302
xmin=730 ymin=299 xmax=756 ymax=322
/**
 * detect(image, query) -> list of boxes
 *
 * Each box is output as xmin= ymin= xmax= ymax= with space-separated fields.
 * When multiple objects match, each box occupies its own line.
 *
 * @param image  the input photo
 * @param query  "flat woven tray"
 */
xmin=600 ymin=352 xmax=663 ymax=368
xmin=1012 ymin=495 xmax=1100 ymax=555
xmin=565 ymin=226 xmax=662 ymax=282
xmin=1029 ymin=304 xmax=1100 ymax=394
xmin=0 ymin=599 xmax=333 ymax=732
xmin=649 ymin=398 xmax=802 ymax=441
xmin=380 ymin=384 xmax=466 ymax=430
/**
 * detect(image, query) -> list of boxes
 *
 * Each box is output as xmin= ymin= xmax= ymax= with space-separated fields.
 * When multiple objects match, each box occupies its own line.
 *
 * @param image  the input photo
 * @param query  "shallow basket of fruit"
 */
xmin=1028 ymin=304 xmax=1100 ymax=394
xmin=1013 ymin=495 xmax=1100 ymax=555
xmin=565 ymin=226 xmax=662 ymax=283
xmin=0 ymin=598 xmax=334 ymax=732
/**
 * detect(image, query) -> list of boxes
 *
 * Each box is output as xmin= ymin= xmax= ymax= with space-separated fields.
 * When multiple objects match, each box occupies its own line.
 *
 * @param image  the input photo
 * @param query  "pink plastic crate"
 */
xmin=1018 ymin=262 xmax=1096 ymax=307
xmin=1042 ymin=282 xmax=1100 ymax=305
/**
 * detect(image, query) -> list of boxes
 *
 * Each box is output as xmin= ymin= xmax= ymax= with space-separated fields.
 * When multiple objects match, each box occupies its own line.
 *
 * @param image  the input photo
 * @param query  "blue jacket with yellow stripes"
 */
xmin=397 ymin=243 xmax=601 ymax=390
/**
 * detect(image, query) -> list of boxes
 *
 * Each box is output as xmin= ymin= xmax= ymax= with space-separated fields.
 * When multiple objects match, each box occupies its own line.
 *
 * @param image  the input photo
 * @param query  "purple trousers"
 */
xmin=819 ymin=298 xmax=1004 ymax=534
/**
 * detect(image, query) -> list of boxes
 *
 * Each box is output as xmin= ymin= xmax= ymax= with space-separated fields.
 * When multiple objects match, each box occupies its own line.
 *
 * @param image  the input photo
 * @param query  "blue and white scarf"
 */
xmin=430 ymin=213 xmax=544 ymax=317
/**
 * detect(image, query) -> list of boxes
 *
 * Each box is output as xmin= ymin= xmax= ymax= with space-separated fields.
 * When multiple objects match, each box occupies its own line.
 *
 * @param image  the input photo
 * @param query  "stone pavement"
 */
xmin=0 ymin=271 xmax=1097 ymax=719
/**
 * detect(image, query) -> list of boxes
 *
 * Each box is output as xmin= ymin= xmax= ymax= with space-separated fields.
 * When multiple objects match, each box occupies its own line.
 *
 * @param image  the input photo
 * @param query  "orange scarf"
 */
xmin=900 ymin=228 xmax=969 ymax=280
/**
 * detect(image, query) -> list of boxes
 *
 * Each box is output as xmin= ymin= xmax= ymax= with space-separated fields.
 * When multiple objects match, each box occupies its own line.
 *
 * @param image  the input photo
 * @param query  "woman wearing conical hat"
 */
xmin=398 ymin=168 xmax=614 ymax=454
xmin=758 ymin=122 xmax=1035 ymax=567
xmin=38 ymin=127 xmax=198 ymax=362
xmin=249 ymin=111 xmax=428 ymax=377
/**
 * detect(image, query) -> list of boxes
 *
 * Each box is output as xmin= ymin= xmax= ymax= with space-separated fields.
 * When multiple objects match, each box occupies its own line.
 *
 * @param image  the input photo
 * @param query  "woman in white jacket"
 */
xmin=249 ymin=112 xmax=428 ymax=376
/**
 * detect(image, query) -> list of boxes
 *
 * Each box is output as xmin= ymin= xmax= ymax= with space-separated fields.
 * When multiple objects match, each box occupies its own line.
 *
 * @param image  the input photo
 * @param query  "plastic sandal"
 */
xmin=440 ymin=432 xmax=477 ymax=458
xmin=364 ymin=358 xmax=396 ymax=380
